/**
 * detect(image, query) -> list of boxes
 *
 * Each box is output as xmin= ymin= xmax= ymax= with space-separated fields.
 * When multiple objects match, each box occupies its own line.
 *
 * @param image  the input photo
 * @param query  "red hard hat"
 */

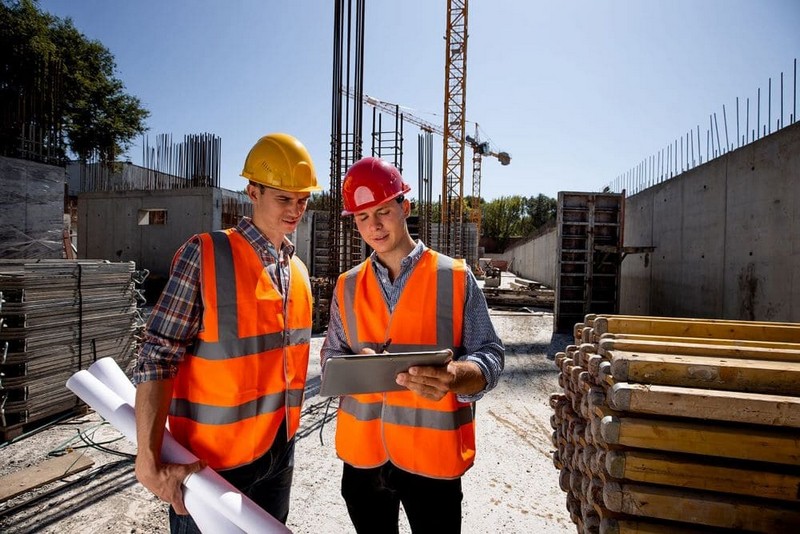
xmin=341 ymin=157 xmax=411 ymax=215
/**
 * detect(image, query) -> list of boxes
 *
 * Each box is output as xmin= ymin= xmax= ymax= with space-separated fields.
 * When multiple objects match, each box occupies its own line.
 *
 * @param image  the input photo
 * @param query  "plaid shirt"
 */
xmin=321 ymin=241 xmax=504 ymax=402
xmin=133 ymin=217 xmax=294 ymax=384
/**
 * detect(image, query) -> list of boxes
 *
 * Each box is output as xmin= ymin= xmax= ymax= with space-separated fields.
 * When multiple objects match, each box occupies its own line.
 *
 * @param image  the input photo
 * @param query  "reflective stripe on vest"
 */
xmin=334 ymin=249 xmax=475 ymax=479
xmin=169 ymin=229 xmax=311 ymax=470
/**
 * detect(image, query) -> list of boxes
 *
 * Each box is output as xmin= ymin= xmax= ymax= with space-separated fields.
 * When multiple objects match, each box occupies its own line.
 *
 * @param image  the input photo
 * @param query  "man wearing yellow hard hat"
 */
xmin=133 ymin=133 xmax=321 ymax=532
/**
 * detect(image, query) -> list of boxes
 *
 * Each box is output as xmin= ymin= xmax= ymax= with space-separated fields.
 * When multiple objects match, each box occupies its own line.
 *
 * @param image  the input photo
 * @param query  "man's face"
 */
xmin=249 ymin=184 xmax=310 ymax=236
xmin=353 ymin=198 xmax=408 ymax=254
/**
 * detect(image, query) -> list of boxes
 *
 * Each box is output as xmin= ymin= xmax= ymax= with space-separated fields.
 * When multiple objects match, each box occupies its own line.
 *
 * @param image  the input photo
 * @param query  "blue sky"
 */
xmin=37 ymin=0 xmax=800 ymax=200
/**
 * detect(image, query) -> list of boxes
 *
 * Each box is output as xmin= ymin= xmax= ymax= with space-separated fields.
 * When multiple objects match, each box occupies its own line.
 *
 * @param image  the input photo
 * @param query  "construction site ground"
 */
xmin=0 ymin=272 xmax=573 ymax=533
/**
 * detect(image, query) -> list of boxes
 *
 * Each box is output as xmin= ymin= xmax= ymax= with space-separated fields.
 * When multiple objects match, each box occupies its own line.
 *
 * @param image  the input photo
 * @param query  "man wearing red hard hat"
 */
xmin=322 ymin=156 xmax=505 ymax=533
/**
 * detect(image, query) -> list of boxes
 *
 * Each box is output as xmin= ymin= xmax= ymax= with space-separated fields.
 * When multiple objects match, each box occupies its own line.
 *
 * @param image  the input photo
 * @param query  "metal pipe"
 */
xmin=780 ymin=72 xmax=784 ymax=130
xmin=736 ymin=97 xmax=740 ymax=148
xmin=757 ymin=87 xmax=761 ymax=139
xmin=746 ymin=97 xmax=750 ymax=142
xmin=768 ymin=77 xmax=772 ymax=134
xmin=697 ymin=125 xmax=701 ymax=165
xmin=722 ymin=105 xmax=730 ymax=151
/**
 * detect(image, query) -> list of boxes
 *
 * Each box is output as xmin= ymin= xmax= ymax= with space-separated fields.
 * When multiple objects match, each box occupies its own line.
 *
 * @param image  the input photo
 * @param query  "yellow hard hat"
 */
xmin=240 ymin=133 xmax=322 ymax=192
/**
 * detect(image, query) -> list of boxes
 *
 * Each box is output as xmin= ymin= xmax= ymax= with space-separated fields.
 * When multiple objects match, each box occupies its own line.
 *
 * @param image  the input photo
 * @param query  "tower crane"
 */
xmin=441 ymin=0 xmax=468 ymax=258
xmin=346 ymin=90 xmax=511 ymax=243
xmin=466 ymin=125 xmax=511 ymax=238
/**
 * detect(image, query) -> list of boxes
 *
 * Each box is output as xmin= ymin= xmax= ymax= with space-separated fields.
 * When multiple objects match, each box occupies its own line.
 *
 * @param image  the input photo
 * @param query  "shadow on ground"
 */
xmin=503 ymin=332 xmax=572 ymax=359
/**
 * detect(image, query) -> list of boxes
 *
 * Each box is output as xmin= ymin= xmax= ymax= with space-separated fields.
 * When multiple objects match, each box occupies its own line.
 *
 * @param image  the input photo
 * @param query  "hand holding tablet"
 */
xmin=320 ymin=349 xmax=453 ymax=397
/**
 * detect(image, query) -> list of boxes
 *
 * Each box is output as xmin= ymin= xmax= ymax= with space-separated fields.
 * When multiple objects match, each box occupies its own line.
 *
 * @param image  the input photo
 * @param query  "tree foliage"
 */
xmin=481 ymin=194 xmax=556 ymax=249
xmin=408 ymin=193 xmax=556 ymax=250
xmin=0 ymin=0 xmax=149 ymax=162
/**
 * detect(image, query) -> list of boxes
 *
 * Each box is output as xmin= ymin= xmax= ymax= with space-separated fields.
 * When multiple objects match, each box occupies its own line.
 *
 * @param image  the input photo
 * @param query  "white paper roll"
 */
xmin=86 ymin=357 xmax=137 ymax=407
xmin=66 ymin=368 xmax=290 ymax=533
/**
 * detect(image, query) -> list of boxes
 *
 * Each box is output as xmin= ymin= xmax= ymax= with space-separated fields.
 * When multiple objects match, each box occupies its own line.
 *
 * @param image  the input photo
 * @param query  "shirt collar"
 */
xmin=236 ymin=217 xmax=295 ymax=258
xmin=369 ymin=240 xmax=427 ymax=277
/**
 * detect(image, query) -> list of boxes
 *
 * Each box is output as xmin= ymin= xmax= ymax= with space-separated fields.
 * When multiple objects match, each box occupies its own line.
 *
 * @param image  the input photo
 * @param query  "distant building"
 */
xmin=77 ymin=185 xmax=251 ymax=282
xmin=64 ymin=159 xmax=249 ymax=301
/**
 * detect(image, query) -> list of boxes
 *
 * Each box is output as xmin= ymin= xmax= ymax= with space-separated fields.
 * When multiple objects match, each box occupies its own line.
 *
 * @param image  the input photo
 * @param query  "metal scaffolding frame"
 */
xmin=329 ymin=0 xmax=366 ymax=279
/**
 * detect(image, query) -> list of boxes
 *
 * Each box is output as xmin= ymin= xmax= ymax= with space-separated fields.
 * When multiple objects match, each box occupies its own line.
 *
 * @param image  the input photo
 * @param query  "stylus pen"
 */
xmin=380 ymin=338 xmax=392 ymax=353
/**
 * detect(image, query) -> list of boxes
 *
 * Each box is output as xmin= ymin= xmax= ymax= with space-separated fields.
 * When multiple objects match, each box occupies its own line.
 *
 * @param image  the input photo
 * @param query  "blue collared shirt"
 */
xmin=321 ymin=240 xmax=504 ymax=402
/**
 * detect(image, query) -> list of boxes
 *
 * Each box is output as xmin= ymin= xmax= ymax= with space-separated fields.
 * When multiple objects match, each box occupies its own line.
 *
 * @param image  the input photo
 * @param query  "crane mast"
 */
xmin=467 ymin=124 xmax=511 ymax=237
xmin=441 ymin=0 xmax=468 ymax=258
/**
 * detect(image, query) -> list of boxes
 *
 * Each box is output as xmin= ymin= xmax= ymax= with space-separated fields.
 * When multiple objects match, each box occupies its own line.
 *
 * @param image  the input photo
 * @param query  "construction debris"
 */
xmin=483 ymin=275 xmax=554 ymax=309
xmin=551 ymin=314 xmax=800 ymax=533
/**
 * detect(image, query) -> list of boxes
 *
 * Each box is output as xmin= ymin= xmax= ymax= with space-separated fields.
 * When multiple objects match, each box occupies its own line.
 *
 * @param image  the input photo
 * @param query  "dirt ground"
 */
xmin=0 ymin=274 xmax=574 ymax=533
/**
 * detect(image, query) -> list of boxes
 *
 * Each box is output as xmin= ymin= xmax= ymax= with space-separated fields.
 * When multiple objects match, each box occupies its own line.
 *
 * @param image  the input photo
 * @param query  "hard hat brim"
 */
xmin=341 ymin=185 xmax=410 ymax=216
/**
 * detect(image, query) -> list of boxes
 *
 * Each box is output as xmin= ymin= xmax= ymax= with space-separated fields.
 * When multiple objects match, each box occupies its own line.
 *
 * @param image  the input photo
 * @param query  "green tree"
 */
xmin=481 ymin=195 xmax=526 ymax=249
xmin=0 ymin=0 xmax=149 ymax=162
xmin=480 ymin=194 xmax=556 ymax=249
xmin=521 ymin=194 xmax=557 ymax=234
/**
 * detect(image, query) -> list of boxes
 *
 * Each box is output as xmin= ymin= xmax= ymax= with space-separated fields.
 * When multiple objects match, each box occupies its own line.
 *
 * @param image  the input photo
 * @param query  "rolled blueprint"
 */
xmin=86 ymin=357 xmax=137 ymax=407
xmin=66 ymin=362 xmax=290 ymax=533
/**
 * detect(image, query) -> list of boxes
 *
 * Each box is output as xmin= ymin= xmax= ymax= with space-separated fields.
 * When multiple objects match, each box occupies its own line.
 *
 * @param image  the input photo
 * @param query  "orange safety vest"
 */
xmin=169 ymin=229 xmax=312 ymax=470
xmin=334 ymin=249 xmax=475 ymax=479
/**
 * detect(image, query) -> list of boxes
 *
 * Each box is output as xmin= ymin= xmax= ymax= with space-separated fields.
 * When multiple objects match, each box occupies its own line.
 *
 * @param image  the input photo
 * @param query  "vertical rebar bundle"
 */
xmin=417 ymin=132 xmax=435 ymax=245
xmin=328 ymin=0 xmax=366 ymax=280
xmin=0 ymin=52 xmax=64 ymax=165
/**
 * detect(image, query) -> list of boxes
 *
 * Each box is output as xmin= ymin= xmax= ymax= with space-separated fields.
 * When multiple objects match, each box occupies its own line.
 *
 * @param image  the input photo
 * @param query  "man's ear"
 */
xmin=402 ymin=198 xmax=411 ymax=217
xmin=246 ymin=184 xmax=259 ymax=202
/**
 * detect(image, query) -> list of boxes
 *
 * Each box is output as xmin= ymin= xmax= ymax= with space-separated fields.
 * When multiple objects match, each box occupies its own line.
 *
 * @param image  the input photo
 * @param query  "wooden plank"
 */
xmin=599 ymin=332 xmax=800 ymax=350
xmin=602 ymin=481 xmax=800 ymax=533
xmin=607 ymin=350 xmax=800 ymax=396
xmin=605 ymin=449 xmax=800 ymax=502
xmin=594 ymin=316 xmax=800 ymax=342
xmin=609 ymin=382 xmax=800 ymax=427
xmin=599 ymin=337 xmax=800 ymax=362
xmin=600 ymin=415 xmax=800 ymax=465
xmin=586 ymin=354 xmax=607 ymax=380
xmin=596 ymin=314 xmax=800 ymax=328
xmin=0 ymin=451 xmax=94 ymax=502
xmin=573 ymin=322 xmax=585 ymax=344
xmin=600 ymin=517 xmax=730 ymax=534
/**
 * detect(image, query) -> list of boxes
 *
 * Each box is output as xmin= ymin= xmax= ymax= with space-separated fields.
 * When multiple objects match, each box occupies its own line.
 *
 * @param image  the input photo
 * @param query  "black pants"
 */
xmin=341 ymin=462 xmax=463 ymax=534
xmin=169 ymin=420 xmax=295 ymax=533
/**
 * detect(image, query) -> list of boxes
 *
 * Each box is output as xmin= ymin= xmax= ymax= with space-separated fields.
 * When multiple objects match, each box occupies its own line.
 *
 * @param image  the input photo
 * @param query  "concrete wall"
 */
xmin=293 ymin=210 xmax=314 ymax=272
xmin=499 ymin=121 xmax=800 ymax=323
xmin=0 ymin=156 xmax=65 ymax=259
xmin=621 ymin=121 xmax=800 ymax=322
xmin=78 ymin=188 xmax=218 ymax=277
xmin=495 ymin=224 xmax=558 ymax=287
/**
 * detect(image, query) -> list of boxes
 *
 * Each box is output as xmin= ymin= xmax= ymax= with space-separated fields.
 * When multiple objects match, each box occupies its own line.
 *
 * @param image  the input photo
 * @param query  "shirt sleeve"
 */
xmin=133 ymin=237 xmax=203 ymax=384
xmin=458 ymin=269 xmax=505 ymax=403
xmin=320 ymin=286 xmax=352 ymax=369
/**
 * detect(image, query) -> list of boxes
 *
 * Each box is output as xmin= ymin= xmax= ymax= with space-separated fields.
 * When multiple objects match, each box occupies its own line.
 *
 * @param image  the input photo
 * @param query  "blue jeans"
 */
xmin=169 ymin=421 xmax=295 ymax=533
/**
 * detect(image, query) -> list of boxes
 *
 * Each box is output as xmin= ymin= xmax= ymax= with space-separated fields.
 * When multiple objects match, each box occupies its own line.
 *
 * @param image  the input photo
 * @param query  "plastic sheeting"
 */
xmin=0 ymin=156 xmax=65 ymax=259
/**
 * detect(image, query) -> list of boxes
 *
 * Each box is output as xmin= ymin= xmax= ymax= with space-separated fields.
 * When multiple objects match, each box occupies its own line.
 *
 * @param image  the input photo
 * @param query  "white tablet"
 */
xmin=319 ymin=349 xmax=453 ymax=397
